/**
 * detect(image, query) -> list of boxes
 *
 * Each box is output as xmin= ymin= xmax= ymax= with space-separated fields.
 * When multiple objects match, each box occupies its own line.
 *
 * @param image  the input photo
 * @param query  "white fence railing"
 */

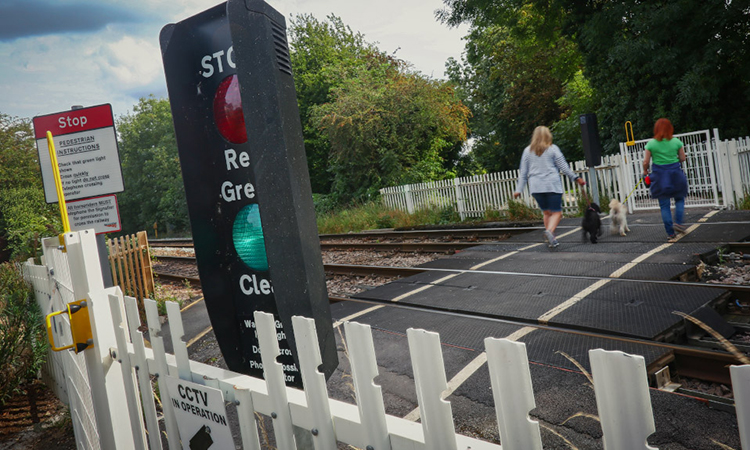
xmin=381 ymin=155 xmax=624 ymax=218
xmin=381 ymin=130 xmax=750 ymax=217
xmin=22 ymin=229 xmax=750 ymax=449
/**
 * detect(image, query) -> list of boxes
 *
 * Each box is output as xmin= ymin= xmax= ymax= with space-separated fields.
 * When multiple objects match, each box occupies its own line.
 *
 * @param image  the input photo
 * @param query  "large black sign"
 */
xmin=160 ymin=0 xmax=338 ymax=386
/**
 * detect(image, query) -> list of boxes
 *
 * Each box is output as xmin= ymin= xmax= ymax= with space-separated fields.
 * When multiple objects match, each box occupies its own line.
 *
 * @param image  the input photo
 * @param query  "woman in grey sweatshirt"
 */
xmin=513 ymin=126 xmax=585 ymax=247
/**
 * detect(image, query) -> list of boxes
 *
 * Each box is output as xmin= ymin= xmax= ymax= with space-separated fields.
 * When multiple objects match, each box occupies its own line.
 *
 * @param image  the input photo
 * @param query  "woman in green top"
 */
xmin=642 ymin=118 xmax=688 ymax=239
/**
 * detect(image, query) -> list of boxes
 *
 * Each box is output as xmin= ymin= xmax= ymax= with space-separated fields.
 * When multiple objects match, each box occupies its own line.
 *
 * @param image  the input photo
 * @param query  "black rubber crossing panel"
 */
xmin=354 ymin=271 xmax=458 ymax=301
xmin=680 ymin=223 xmax=750 ymax=243
xmin=355 ymin=273 xmax=597 ymax=322
xmin=518 ymin=329 xmax=670 ymax=372
xmin=548 ymin=282 xmax=728 ymax=339
xmin=704 ymin=210 xmax=750 ymax=223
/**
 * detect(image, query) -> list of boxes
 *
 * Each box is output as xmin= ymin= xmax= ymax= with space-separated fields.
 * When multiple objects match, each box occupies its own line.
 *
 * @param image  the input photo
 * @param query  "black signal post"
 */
xmin=160 ymin=0 xmax=337 ymax=386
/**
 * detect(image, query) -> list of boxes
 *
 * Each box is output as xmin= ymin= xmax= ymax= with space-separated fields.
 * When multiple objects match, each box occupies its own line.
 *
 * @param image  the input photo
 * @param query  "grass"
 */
xmin=315 ymin=199 xmax=554 ymax=233
xmin=316 ymin=202 xmax=462 ymax=234
xmin=738 ymin=192 xmax=750 ymax=210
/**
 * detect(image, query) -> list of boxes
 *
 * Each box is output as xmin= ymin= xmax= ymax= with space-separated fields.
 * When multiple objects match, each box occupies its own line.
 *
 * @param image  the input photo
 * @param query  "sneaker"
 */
xmin=673 ymin=223 xmax=686 ymax=234
xmin=543 ymin=230 xmax=559 ymax=248
xmin=667 ymin=234 xmax=677 ymax=242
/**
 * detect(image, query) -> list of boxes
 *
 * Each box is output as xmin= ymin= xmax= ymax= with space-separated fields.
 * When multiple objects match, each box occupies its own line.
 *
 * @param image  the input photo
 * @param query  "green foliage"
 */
xmin=506 ymin=199 xmax=542 ymax=221
xmin=317 ymin=203 xmax=465 ymax=233
xmin=738 ymin=192 xmax=750 ymax=211
xmin=557 ymin=0 xmax=750 ymax=148
xmin=440 ymin=0 xmax=750 ymax=167
xmin=0 ymin=114 xmax=38 ymax=189
xmin=116 ymin=96 xmax=189 ymax=236
xmin=289 ymin=14 xmax=380 ymax=194
xmin=0 ymin=263 xmax=47 ymax=405
xmin=152 ymin=282 xmax=183 ymax=316
xmin=575 ymin=190 xmax=610 ymax=217
xmin=312 ymin=193 xmax=339 ymax=216
xmin=0 ymin=114 xmax=60 ymax=262
xmin=483 ymin=206 xmax=503 ymax=222
xmin=445 ymin=8 xmax=584 ymax=172
xmin=312 ymin=57 xmax=471 ymax=204
xmin=0 ymin=187 xmax=61 ymax=262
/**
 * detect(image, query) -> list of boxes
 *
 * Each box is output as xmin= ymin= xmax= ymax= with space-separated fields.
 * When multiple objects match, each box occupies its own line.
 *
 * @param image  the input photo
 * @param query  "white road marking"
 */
xmin=403 ymin=351 xmax=488 ymax=422
xmin=401 ymin=209 xmax=718 ymax=421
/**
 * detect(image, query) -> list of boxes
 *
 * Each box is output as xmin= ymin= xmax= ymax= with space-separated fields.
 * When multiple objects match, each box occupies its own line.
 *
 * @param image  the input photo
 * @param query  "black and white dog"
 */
xmin=582 ymin=202 xmax=602 ymax=244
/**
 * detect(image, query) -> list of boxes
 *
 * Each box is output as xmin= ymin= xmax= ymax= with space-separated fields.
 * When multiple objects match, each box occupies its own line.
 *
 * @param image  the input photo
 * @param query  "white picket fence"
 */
xmin=23 ymin=230 xmax=750 ymax=449
xmin=380 ymin=129 xmax=750 ymax=217
xmin=380 ymin=155 xmax=624 ymax=219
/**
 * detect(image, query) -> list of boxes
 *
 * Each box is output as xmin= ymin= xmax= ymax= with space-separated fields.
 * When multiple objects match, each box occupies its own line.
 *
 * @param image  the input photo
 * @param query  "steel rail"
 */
xmin=327 ymin=295 xmax=746 ymax=376
xmin=153 ymin=255 xmax=750 ymax=296
xmin=149 ymin=219 xmax=750 ymax=246
xmin=149 ymin=270 xmax=746 ymax=366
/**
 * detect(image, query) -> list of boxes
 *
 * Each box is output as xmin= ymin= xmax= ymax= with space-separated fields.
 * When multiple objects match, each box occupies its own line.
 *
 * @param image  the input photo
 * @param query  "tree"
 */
xmin=0 ymin=114 xmax=38 ymax=189
xmin=555 ymin=0 xmax=750 ymax=147
xmin=289 ymin=14 xmax=380 ymax=194
xmin=116 ymin=97 xmax=189 ymax=235
xmin=440 ymin=0 xmax=750 ymax=152
xmin=0 ymin=114 xmax=60 ymax=261
xmin=312 ymin=55 xmax=471 ymax=204
xmin=442 ymin=2 xmax=586 ymax=171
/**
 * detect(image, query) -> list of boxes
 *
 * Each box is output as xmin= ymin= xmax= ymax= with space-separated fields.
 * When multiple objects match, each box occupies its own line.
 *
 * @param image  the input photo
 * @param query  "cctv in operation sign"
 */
xmin=33 ymin=104 xmax=124 ymax=203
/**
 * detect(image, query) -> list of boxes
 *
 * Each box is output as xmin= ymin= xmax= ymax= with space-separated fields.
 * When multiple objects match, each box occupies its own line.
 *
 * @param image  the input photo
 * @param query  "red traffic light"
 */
xmin=213 ymin=74 xmax=247 ymax=144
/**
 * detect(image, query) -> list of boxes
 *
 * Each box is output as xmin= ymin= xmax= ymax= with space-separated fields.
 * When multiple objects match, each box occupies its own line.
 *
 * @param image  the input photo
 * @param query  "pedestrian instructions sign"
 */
xmin=65 ymin=194 xmax=122 ymax=234
xmin=33 ymin=104 xmax=124 ymax=203
xmin=164 ymin=376 xmax=234 ymax=450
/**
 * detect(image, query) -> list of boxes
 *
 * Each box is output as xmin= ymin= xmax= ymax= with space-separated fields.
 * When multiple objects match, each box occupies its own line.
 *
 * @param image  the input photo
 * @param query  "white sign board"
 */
xmin=164 ymin=376 xmax=234 ymax=450
xmin=66 ymin=195 xmax=122 ymax=234
xmin=33 ymin=104 xmax=124 ymax=203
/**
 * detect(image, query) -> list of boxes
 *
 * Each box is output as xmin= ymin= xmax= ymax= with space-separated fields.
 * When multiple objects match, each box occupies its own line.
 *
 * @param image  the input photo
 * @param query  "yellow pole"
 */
xmin=46 ymin=131 xmax=71 ymax=233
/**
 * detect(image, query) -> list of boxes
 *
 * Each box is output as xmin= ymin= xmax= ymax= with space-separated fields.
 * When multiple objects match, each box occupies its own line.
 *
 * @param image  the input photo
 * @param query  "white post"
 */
xmin=454 ymin=178 xmax=466 ymax=220
xmin=712 ymin=129 xmax=733 ymax=208
xmin=703 ymin=130 xmax=721 ymax=208
xmin=619 ymin=143 xmax=635 ymax=214
xmin=730 ymin=365 xmax=750 ymax=450
xmin=64 ymin=229 xmax=136 ymax=449
xmin=404 ymin=185 xmax=415 ymax=214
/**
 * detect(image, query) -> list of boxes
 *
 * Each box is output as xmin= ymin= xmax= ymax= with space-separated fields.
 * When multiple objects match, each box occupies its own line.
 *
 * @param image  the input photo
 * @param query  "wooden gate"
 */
xmin=106 ymin=231 xmax=154 ymax=312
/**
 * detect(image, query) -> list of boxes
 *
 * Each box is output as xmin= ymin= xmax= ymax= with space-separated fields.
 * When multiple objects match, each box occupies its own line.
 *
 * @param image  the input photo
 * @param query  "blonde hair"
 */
xmin=529 ymin=126 xmax=553 ymax=156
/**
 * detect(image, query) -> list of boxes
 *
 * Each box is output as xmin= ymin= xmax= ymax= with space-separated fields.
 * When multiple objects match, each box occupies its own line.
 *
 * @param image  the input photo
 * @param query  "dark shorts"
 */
xmin=532 ymin=192 xmax=562 ymax=212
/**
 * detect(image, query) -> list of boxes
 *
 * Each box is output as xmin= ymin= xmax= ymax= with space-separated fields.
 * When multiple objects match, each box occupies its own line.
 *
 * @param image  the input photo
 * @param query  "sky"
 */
xmin=0 ymin=0 xmax=468 ymax=121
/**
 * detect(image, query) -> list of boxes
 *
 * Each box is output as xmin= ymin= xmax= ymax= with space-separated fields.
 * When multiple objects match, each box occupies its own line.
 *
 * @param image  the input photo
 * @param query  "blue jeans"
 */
xmin=658 ymin=197 xmax=684 ymax=236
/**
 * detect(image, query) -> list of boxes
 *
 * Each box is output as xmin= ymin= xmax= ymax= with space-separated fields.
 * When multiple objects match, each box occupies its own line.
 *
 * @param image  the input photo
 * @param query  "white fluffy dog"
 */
xmin=609 ymin=199 xmax=630 ymax=236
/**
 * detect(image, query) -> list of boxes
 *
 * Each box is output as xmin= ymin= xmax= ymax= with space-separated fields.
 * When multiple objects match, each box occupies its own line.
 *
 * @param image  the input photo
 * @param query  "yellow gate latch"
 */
xmin=625 ymin=121 xmax=636 ymax=147
xmin=46 ymin=299 xmax=93 ymax=353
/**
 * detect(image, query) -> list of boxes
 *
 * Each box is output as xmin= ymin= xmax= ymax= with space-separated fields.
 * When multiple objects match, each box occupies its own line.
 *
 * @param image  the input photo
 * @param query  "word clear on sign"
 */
xmin=165 ymin=376 xmax=233 ymax=450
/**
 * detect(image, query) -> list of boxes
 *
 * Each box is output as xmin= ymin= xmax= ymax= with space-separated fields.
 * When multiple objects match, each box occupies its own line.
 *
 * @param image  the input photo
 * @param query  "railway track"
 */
xmin=152 ymin=264 xmax=749 ymax=388
xmin=149 ymin=224 xmax=750 ymax=391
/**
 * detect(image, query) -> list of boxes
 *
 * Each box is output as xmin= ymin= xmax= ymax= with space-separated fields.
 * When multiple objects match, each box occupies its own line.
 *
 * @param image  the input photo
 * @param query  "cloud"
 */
xmin=97 ymin=36 xmax=163 ymax=88
xmin=0 ymin=0 xmax=151 ymax=41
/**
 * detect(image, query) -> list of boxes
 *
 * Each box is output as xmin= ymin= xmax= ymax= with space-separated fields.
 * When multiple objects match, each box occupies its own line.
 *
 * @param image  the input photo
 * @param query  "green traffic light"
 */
xmin=232 ymin=204 xmax=268 ymax=271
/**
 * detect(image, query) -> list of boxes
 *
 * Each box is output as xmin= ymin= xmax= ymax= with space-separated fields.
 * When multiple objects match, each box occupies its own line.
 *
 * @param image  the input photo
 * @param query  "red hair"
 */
xmin=653 ymin=118 xmax=674 ymax=141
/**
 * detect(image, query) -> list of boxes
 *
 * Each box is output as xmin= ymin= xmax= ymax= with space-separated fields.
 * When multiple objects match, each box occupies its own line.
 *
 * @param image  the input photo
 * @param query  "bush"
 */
xmin=312 ymin=193 xmax=338 ymax=216
xmin=0 ymin=262 xmax=46 ymax=405
xmin=738 ymin=191 xmax=750 ymax=210
xmin=507 ymin=200 xmax=542 ymax=221
xmin=0 ymin=187 xmax=61 ymax=262
xmin=575 ymin=189 xmax=611 ymax=217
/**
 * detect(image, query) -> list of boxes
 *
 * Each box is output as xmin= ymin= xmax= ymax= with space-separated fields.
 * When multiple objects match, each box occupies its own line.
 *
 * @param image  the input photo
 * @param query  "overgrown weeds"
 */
xmin=0 ymin=262 xmax=47 ymax=405
xmin=317 ymin=202 xmax=463 ymax=234
xmin=575 ymin=189 xmax=610 ymax=216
